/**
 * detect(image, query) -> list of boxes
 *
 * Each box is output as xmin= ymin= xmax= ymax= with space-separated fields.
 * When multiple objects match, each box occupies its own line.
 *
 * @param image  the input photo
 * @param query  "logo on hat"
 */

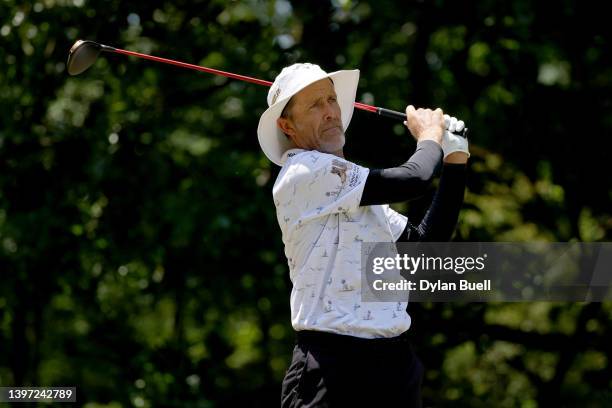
xmin=271 ymin=87 xmax=282 ymax=105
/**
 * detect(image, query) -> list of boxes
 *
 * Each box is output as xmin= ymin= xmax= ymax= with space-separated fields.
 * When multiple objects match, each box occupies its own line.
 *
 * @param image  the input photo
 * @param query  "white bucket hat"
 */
xmin=257 ymin=63 xmax=360 ymax=166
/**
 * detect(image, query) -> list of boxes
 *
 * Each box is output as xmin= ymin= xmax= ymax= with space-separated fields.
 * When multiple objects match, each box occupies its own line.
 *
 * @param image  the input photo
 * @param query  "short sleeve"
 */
xmin=383 ymin=205 xmax=408 ymax=242
xmin=273 ymin=151 xmax=370 ymax=221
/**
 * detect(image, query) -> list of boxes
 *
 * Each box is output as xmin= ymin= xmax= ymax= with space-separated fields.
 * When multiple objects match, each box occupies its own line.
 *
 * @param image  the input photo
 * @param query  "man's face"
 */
xmin=276 ymin=78 xmax=344 ymax=154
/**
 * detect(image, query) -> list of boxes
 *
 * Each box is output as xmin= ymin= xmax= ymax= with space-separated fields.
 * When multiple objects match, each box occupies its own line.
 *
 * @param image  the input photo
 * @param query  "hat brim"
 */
xmin=257 ymin=69 xmax=360 ymax=166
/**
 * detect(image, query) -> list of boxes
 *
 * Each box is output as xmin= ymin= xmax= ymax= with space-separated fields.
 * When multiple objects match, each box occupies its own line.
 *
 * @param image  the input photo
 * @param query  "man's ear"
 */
xmin=277 ymin=117 xmax=296 ymax=139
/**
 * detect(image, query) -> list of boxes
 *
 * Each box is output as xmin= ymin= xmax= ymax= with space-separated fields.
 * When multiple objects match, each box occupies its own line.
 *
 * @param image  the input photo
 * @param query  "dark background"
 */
xmin=1 ymin=0 xmax=611 ymax=406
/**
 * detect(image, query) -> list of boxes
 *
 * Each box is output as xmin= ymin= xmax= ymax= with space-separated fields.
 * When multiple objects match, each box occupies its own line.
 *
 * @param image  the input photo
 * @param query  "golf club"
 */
xmin=67 ymin=39 xmax=468 ymax=137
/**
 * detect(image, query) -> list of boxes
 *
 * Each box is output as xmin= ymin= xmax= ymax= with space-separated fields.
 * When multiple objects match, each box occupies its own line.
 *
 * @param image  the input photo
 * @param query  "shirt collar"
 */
xmin=280 ymin=148 xmax=307 ymax=165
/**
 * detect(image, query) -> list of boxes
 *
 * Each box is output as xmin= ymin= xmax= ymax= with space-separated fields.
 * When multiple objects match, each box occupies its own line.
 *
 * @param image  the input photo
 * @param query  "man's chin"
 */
xmin=319 ymin=133 xmax=345 ymax=153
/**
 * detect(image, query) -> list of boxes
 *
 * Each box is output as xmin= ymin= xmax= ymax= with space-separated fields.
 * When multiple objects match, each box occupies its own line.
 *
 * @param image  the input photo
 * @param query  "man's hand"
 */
xmin=404 ymin=105 xmax=444 ymax=145
xmin=441 ymin=114 xmax=470 ymax=163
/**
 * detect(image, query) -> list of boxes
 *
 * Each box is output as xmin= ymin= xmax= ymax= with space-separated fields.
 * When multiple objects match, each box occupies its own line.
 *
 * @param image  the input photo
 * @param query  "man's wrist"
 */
xmin=417 ymin=134 xmax=442 ymax=145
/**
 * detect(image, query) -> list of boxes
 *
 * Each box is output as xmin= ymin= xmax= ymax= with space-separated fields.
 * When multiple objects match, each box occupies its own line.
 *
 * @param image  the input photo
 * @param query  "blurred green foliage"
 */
xmin=1 ymin=0 xmax=611 ymax=407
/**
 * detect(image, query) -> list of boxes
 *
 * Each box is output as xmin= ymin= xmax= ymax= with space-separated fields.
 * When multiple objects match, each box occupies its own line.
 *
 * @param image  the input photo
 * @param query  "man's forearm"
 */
xmin=399 ymin=163 xmax=467 ymax=242
xmin=360 ymin=140 xmax=443 ymax=206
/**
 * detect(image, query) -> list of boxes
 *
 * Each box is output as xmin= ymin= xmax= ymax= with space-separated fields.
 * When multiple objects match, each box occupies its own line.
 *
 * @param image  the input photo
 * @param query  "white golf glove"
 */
xmin=442 ymin=114 xmax=470 ymax=159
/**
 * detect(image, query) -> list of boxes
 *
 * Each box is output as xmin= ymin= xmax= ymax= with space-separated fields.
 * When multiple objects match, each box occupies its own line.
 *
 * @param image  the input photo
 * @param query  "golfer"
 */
xmin=257 ymin=63 xmax=469 ymax=407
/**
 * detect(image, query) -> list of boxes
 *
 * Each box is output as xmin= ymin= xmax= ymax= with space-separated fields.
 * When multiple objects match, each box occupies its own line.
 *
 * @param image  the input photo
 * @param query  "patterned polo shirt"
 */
xmin=273 ymin=148 xmax=411 ymax=339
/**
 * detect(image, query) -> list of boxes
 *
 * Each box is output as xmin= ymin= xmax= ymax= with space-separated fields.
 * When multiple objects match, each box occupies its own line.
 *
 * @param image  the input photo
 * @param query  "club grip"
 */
xmin=377 ymin=107 xmax=468 ymax=138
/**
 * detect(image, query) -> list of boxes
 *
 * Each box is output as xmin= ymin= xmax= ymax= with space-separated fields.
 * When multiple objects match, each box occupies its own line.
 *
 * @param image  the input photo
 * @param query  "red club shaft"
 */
xmin=111 ymin=48 xmax=274 ymax=87
xmin=108 ymin=45 xmax=474 ymax=136
xmin=109 ymin=47 xmax=382 ymax=114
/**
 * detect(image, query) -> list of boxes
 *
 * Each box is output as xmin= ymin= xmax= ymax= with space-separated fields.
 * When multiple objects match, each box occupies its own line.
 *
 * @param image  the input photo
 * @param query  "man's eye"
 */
xmin=329 ymin=97 xmax=337 ymax=103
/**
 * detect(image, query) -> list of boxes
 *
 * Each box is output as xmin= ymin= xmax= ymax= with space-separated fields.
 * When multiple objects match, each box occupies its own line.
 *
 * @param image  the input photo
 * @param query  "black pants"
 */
xmin=281 ymin=330 xmax=424 ymax=408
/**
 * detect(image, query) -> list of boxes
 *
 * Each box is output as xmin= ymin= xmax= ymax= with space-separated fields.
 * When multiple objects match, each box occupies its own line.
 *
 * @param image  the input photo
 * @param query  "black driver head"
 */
xmin=67 ymin=40 xmax=102 ymax=75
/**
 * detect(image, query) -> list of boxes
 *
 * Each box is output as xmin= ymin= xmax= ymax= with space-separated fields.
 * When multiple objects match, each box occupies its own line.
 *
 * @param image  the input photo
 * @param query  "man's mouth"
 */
xmin=322 ymin=124 xmax=342 ymax=134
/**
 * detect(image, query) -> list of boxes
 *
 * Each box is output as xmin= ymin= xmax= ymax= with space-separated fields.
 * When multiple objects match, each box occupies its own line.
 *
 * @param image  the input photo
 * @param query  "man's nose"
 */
xmin=323 ymin=101 xmax=338 ymax=121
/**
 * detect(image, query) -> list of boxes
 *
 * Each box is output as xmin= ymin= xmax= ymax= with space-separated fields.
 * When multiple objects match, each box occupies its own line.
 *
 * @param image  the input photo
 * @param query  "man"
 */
xmin=257 ymin=63 xmax=469 ymax=407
